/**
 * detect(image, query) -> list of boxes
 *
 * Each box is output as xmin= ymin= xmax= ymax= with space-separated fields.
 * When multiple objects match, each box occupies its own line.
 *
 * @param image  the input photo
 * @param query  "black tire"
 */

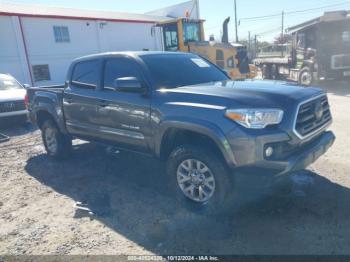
xmin=271 ymin=64 xmax=278 ymax=80
xmin=166 ymin=144 xmax=235 ymax=215
xmin=41 ymin=119 xmax=72 ymax=159
xmin=262 ymin=64 xmax=271 ymax=79
xmin=298 ymin=67 xmax=314 ymax=86
xmin=270 ymin=174 xmax=294 ymax=196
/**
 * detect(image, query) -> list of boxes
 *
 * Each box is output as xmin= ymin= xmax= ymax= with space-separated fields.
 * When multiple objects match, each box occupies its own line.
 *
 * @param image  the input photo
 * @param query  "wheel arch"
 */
xmin=36 ymin=110 xmax=56 ymax=129
xmin=156 ymin=120 xmax=236 ymax=168
xmin=301 ymin=60 xmax=315 ymax=71
xmin=32 ymin=103 xmax=67 ymax=134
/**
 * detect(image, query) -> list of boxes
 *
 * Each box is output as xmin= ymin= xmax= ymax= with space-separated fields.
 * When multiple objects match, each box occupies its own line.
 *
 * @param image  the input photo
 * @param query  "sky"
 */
xmin=1 ymin=0 xmax=350 ymax=42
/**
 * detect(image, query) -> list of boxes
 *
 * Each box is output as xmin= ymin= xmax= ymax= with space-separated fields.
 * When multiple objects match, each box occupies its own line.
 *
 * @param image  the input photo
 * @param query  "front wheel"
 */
xmin=41 ymin=119 xmax=72 ymax=159
xmin=166 ymin=145 xmax=234 ymax=215
xmin=299 ymin=67 xmax=314 ymax=86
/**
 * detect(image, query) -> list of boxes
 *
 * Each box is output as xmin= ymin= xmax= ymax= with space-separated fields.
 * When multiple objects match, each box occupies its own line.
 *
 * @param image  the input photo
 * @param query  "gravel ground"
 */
xmin=0 ymin=81 xmax=349 ymax=255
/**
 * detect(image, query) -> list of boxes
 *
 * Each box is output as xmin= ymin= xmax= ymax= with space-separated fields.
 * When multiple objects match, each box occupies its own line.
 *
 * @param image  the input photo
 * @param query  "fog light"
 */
xmin=265 ymin=146 xmax=274 ymax=157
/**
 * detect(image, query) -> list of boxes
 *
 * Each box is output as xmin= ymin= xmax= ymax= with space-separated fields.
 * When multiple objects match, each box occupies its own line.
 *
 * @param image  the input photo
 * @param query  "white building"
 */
xmin=0 ymin=1 xmax=199 ymax=86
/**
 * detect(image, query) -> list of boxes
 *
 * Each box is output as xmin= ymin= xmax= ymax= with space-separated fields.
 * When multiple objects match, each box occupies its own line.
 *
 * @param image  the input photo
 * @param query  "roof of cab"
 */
xmin=72 ymin=51 xmax=193 ymax=63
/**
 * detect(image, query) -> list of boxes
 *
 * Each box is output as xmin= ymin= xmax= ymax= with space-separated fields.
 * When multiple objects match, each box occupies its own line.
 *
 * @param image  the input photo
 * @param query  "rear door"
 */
xmin=92 ymin=56 xmax=152 ymax=152
xmin=63 ymin=59 xmax=102 ymax=138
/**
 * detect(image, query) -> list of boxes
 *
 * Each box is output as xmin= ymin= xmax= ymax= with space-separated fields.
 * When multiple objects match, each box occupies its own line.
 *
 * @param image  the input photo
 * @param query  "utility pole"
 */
xmin=234 ymin=0 xmax=239 ymax=42
xmin=281 ymin=10 xmax=284 ymax=57
xmin=254 ymin=34 xmax=257 ymax=59
xmin=248 ymin=31 xmax=251 ymax=59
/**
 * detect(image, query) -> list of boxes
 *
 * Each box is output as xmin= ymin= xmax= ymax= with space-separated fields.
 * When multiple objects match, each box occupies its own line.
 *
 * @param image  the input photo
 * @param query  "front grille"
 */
xmin=332 ymin=54 xmax=350 ymax=69
xmin=0 ymin=100 xmax=26 ymax=113
xmin=294 ymin=95 xmax=332 ymax=138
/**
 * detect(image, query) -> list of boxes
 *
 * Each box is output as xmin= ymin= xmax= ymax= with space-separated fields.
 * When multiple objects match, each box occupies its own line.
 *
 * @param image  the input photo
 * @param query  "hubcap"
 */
xmin=45 ymin=127 xmax=58 ymax=154
xmin=176 ymin=159 xmax=215 ymax=203
xmin=301 ymin=72 xmax=312 ymax=85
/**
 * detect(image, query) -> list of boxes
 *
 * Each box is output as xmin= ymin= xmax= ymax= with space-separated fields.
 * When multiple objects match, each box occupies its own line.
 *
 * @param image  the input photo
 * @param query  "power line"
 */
xmin=287 ymin=1 xmax=350 ymax=14
xmin=286 ymin=4 xmax=350 ymax=17
xmin=259 ymin=26 xmax=282 ymax=36
xmin=239 ymin=15 xmax=281 ymax=25
xmin=240 ymin=13 xmax=281 ymax=21
xmin=240 ymin=1 xmax=350 ymax=41
xmin=205 ymin=0 xmax=350 ymax=41
xmin=239 ymin=1 xmax=350 ymax=22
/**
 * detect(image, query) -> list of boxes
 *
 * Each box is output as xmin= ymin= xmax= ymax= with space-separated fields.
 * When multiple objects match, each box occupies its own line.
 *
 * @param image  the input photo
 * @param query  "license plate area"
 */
xmin=344 ymin=71 xmax=350 ymax=76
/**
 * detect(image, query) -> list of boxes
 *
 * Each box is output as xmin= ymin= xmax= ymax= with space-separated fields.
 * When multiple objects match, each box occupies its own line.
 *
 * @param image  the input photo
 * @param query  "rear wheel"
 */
xmin=271 ymin=64 xmax=279 ymax=80
xmin=166 ymin=144 xmax=234 ymax=215
xmin=262 ymin=64 xmax=271 ymax=79
xmin=41 ymin=119 xmax=72 ymax=159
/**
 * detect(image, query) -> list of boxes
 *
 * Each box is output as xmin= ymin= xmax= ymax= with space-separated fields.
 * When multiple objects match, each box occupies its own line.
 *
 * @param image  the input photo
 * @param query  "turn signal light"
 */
xmin=24 ymin=94 xmax=29 ymax=109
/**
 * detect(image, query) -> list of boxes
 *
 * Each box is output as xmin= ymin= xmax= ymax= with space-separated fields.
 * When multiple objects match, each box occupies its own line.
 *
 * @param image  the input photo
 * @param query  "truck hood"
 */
xmin=159 ymin=80 xmax=323 ymax=109
xmin=0 ymin=89 xmax=26 ymax=102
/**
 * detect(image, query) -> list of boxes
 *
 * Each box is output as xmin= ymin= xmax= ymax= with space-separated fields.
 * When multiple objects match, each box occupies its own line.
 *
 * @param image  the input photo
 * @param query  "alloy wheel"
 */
xmin=176 ymin=159 xmax=216 ymax=203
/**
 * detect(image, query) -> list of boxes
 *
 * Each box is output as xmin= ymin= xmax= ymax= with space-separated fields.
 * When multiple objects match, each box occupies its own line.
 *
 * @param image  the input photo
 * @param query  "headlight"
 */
xmin=225 ymin=108 xmax=283 ymax=129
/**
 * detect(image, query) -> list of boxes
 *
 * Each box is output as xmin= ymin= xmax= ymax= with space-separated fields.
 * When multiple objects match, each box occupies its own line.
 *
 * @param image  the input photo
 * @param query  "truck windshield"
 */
xmin=0 ymin=75 xmax=23 ymax=90
xmin=141 ymin=54 xmax=229 ymax=89
xmin=183 ymin=22 xmax=201 ymax=43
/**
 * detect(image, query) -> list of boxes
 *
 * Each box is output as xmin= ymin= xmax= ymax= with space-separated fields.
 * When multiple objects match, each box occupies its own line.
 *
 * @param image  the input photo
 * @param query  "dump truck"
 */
xmin=156 ymin=16 xmax=257 ymax=79
xmin=254 ymin=11 xmax=350 ymax=86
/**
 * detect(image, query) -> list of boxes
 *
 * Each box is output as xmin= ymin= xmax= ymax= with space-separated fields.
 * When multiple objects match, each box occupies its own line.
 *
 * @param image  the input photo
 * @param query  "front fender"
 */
xmin=302 ymin=60 xmax=315 ymax=71
xmin=155 ymin=117 xmax=236 ymax=168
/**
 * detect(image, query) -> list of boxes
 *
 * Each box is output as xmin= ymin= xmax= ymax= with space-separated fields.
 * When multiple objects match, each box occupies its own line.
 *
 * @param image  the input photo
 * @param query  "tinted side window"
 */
xmin=141 ymin=54 xmax=228 ymax=89
xmin=71 ymin=60 xmax=99 ymax=88
xmin=103 ymin=58 xmax=141 ymax=88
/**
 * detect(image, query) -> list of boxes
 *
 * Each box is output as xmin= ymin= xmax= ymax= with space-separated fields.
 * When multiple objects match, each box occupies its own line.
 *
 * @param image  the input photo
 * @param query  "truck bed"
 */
xmin=29 ymin=84 xmax=65 ymax=91
xmin=27 ymin=85 xmax=64 ymax=102
xmin=27 ymin=84 xmax=67 ymax=132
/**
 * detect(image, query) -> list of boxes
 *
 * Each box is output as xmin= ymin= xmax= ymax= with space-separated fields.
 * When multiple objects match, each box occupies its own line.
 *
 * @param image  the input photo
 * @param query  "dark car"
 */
xmin=27 ymin=52 xmax=335 ymax=214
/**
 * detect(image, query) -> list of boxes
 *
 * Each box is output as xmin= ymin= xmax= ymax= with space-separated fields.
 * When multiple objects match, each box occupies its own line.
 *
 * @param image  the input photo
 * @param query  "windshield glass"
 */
xmin=0 ymin=74 xmax=23 ymax=90
xmin=163 ymin=23 xmax=179 ymax=51
xmin=183 ymin=22 xmax=201 ymax=43
xmin=141 ymin=54 xmax=229 ymax=89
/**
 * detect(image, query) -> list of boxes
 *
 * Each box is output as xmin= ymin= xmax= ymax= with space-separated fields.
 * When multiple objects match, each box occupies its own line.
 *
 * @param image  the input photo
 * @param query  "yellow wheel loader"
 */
xmin=156 ymin=17 xmax=257 ymax=79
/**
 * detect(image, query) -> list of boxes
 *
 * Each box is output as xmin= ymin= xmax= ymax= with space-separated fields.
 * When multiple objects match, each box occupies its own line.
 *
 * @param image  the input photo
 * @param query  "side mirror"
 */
xmin=23 ymin=84 xmax=31 ymax=89
xmin=113 ymin=77 xmax=144 ymax=92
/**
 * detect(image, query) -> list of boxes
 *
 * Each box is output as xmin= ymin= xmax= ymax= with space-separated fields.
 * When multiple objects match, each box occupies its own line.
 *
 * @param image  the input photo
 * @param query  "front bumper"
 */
xmin=260 ymin=131 xmax=335 ymax=175
xmin=0 ymin=109 xmax=28 ymax=118
xmin=227 ymin=129 xmax=335 ymax=175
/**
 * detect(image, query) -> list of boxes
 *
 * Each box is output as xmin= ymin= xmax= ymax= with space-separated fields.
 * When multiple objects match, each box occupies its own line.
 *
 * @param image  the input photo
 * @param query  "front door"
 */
xmin=93 ymin=57 xmax=152 ymax=152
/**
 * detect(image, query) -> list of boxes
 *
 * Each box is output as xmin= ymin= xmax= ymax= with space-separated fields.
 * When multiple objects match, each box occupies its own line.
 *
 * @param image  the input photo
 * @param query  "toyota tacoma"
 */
xmin=27 ymin=52 xmax=335 ymax=213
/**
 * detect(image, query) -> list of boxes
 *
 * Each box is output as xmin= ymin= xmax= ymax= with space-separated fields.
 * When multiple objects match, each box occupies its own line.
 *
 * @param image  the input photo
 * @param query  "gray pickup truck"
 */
xmin=27 ymin=51 xmax=335 ymax=213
